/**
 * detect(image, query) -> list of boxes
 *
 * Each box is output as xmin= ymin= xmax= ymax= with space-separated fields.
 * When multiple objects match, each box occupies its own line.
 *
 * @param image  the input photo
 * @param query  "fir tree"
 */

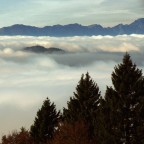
xmin=100 ymin=53 xmax=144 ymax=144
xmin=63 ymin=72 xmax=101 ymax=138
xmin=30 ymin=97 xmax=61 ymax=144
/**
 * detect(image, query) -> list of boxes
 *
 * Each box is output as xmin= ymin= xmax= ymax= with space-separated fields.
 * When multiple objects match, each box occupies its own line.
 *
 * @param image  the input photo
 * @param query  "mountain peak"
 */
xmin=88 ymin=24 xmax=103 ymax=28
xmin=131 ymin=18 xmax=144 ymax=25
xmin=10 ymin=24 xmax=35 ymax=28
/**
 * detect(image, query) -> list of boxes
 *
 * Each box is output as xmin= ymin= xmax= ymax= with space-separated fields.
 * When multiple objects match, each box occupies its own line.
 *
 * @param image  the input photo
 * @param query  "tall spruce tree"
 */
xmin=99 ymin=53 xmax=144 ymax=144
xmin=63 ymin=72 xmax=101 ymax=138
xmin=30 ymin=97 xmax=61 ymax=144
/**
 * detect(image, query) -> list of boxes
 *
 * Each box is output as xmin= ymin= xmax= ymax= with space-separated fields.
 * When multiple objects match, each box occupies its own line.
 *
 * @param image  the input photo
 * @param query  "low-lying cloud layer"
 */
xmin=0 ymin=35 xmax=144 ymax=135
xmin=0 ymin=34 xmax=144 ymax=53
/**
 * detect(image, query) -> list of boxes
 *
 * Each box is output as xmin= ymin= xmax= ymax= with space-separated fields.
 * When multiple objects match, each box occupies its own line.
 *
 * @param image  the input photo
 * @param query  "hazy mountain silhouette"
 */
xmin=0 ymin=18 xmax=144 ymax=36
xmin=23 ymin=45 xmax=66 ymax=54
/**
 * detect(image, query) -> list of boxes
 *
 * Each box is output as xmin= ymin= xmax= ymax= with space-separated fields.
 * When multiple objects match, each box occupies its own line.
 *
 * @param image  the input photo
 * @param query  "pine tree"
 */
xmin=30 ymin=97 xmax=61 ymax=144
xmin=100 ymin=53 xmax=144 ymax=144
xmin=63 ymin=72 xmax=101 ymax=138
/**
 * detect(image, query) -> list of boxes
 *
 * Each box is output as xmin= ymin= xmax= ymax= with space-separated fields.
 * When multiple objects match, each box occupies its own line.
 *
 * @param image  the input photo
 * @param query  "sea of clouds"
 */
xmin=0 ymin=34 xmax=144 ymax=135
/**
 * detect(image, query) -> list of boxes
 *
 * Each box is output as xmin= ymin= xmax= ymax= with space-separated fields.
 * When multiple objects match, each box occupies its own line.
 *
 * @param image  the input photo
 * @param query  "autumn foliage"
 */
xmin=50 ymin=120 xmax=90 ymax=144
xmin=1 ymin=127 xmax=32 ymax=144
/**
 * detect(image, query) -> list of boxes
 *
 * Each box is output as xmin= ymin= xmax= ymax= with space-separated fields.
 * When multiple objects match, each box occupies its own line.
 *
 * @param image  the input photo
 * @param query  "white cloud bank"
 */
xmin=0 ymin=34 xmax=144 ymax=53
xmin=0 ymin=34 xmax=144 ymax=135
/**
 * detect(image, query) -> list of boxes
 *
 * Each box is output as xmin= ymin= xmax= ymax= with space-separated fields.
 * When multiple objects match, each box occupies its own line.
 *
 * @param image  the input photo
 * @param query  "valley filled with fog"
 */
xmin=0 ymin=34 xmax=144 ymax=135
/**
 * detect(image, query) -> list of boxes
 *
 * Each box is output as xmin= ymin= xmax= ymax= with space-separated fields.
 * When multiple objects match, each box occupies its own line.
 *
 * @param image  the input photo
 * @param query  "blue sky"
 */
xmin=0 ymin=0 xmax=143 ymax=27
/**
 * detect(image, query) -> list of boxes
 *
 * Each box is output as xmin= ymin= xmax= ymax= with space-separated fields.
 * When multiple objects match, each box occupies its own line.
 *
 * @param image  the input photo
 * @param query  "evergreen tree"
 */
xmin=30 ymin=97 xmax=61 ymax=144
xmin=99 ymin=53 xmax=144 ymax=144
xmin=63 ymin=72 xmax=101 ymax=138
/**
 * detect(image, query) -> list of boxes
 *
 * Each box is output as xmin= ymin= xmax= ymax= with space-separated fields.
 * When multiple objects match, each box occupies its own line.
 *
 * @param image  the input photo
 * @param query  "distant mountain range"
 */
xmin=0 ymin=18 xmax=144 ymax=36
xmin=23 ymin=45 xmax=66 ymax=54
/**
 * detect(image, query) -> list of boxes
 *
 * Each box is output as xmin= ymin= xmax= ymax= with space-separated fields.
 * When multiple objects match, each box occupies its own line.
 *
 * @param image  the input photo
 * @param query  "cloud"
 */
xmin=0 ymin=34 xmax=143 ymax=53
xmin=0 ymin=34 xmax=144 ymax=135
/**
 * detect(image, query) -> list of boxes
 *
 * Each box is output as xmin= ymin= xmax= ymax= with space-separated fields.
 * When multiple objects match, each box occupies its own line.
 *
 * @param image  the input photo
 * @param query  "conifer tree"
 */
xmin=30 ymin=97 xmax=61 ymax=144
xmin=63 ymin=72 xmax=101 ymax=138
xmin=100 ymin=53 xmax=144 ymax=144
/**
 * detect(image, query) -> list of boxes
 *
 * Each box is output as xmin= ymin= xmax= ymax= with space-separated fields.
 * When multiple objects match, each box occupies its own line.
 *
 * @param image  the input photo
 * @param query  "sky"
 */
xmin=0 ymin=0 xmax=144 ymax=138
xmin=0 ymin=0 xmax=143 ymax=28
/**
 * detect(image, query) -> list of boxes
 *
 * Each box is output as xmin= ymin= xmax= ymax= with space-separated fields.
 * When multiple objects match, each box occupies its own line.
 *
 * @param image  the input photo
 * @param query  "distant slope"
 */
xmin=0 ymin=18 xmax=144 ymax=36
xmin=23 ymin=45 xmax=66 ymax=54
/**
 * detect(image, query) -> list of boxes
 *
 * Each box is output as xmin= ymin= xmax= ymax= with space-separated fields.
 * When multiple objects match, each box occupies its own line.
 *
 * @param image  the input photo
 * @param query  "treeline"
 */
xmin=1 ymin=53 xmax=144 ymax=144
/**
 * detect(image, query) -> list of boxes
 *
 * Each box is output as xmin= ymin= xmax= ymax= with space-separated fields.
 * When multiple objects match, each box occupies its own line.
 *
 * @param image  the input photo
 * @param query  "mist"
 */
xmin=0 ymin=34 xmax=144 ymax=135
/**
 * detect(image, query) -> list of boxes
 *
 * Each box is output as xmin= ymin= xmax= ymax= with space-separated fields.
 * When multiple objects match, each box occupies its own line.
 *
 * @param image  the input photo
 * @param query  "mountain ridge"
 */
xmin=23 ymin=45 xmax=66 ymax=54
xmin=0 ymin=18 xmax=144 ymax=36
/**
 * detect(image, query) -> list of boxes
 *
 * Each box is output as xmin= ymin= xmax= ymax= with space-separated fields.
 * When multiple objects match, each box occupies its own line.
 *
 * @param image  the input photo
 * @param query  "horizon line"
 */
xmin=0 ymin=18 xmax=144 ymax=29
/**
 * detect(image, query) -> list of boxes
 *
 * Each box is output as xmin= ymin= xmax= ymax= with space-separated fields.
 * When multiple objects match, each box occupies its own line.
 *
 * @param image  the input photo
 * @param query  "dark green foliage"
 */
xmin=99 ymin=53 xmax=144 ymax=144
xmin=30 ymin=97 xmax=61 ymax=144
xmin=63 ymin=72 xmax=101 ymax=138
